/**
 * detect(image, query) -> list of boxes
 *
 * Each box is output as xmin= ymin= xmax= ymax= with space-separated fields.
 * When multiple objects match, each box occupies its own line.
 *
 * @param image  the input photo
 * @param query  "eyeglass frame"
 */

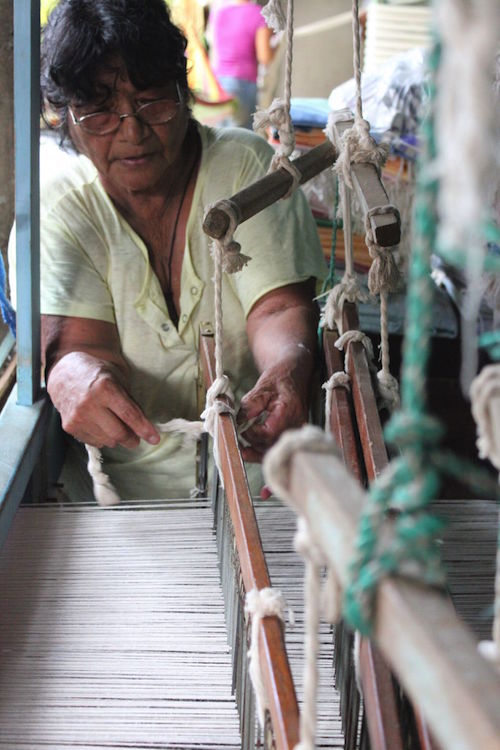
xmin=68 ymin=82 xmax=183 ymax=136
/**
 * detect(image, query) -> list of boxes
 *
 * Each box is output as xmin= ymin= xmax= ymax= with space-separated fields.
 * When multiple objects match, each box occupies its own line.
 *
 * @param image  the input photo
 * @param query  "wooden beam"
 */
xmin=288 ymin=451 xmax=500 ymax=750
xmin=199 ymin=332 xmax=300 ymax=750
xmin=202 ymin=140 xmax=337 ymax=240
xmin=330 ymin=115 xmax=401 ymax=247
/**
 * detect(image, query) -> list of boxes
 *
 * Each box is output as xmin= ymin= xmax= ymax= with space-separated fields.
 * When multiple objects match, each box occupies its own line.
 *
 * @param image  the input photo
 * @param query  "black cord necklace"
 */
xmin=164 ymin=132 xmax=200 ymax=328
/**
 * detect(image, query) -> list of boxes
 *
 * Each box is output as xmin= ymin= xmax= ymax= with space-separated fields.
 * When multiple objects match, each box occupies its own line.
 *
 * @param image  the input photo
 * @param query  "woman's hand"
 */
xmin=237 ymin=355 xmax=309 ymax=462
xmin=43 ymin=315 xmax=160 ymax=449
xmin=47 ymin=351 xmax=160 ymax=449
xmin=237 ymin=280 xmax=318 ymax=463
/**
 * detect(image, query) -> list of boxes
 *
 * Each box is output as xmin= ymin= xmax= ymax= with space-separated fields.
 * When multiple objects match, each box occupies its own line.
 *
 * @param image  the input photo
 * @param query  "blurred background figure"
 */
xmin=208 ymin=0 xmax=275 ymax=129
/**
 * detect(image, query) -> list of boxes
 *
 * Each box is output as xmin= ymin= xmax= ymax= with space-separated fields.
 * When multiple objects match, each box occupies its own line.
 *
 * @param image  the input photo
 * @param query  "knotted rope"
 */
xmin=322 ymin=372 xmax=350 ymax=435
xmin=244 ymin=587 xmax=288 ymax=730
xmin=320 ymin=273 xmax=369 ymax=333
xmin=255 ymin=0 xmax=299 ymax=197
xmin=335 ymin=329 xmax=375 ymax=375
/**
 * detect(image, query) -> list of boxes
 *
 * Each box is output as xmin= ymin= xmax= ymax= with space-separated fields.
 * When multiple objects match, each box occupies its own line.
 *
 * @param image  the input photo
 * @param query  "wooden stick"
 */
xmin=323 ymin=326 xmax=404 ymax=750
xmin=342 ymin=303 xmax=388 ymax=481
xmin=288 ymin=451 xmax=500 ymax=750
xmin=202 ymin=140 xmax=337 ymax=240
xmin=199 ymin=331 xmax=300 ymax=750
xmin=331 ymin=115 xmax=401 ymax=247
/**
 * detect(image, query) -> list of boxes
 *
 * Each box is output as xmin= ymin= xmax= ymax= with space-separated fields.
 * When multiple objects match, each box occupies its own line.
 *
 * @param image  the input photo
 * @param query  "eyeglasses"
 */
xmin=69 ymin=85 xmax=182 ymax=136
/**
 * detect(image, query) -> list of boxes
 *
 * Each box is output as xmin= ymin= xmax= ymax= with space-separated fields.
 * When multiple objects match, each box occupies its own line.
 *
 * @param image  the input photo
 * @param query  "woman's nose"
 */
xmin=117 ymin=112 xmax=149 ymax=142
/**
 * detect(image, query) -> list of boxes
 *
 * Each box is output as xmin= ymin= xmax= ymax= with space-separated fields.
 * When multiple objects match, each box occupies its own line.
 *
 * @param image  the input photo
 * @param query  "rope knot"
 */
xmin=321 ymin=274 xmax=370 ymax=332
xmin=263 ymin=426 xmax=339 ymax=513
xmin=384 ymin=412 xmax=444 ymax=453
xmin=335 ymin=329 xmax=374 ymax=373
xmin=245 ymin=586 xmax=288 ymax=728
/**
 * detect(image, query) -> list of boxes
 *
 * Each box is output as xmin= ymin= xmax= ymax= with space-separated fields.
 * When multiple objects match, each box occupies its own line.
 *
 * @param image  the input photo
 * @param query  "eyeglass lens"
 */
xmin=77 ymin=98 xmax=180 ymax=134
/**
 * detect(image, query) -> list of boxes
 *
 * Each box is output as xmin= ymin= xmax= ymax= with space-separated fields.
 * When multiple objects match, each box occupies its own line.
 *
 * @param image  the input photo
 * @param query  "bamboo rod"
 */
xmin=202 ymin=140 xmax=337 ymax=240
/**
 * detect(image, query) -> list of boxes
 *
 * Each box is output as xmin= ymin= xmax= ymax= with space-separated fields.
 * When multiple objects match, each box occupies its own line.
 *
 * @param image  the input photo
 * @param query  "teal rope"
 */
xmin=343 ymin=41 xmax=448 ymax=636
xmin=479 ymin=330 xmax=500 ymax=362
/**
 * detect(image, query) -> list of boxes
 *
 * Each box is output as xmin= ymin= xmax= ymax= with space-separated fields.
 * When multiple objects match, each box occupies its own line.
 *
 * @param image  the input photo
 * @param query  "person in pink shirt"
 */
xmin=209 ymin=0 xmax=275 ymax=128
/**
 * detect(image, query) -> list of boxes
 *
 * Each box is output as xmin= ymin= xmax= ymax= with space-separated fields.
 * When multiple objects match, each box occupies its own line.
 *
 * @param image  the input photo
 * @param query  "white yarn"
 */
xmin=254 ymin=0 xmax=296 ymax=191
xmin=245 ymin=587 xmax=287 ymax=729
xmin=335 ymin=329 xmax=375 ymax=375
xmin=200 ymin=375 xmax=235 ymax=487
xmin=261 ymin=0 xmax=287 ymax=33
xmin=470 ymin=364 xmax=500 ymax=472
xmin=322 ymin=372 xmax=351 ymax=434
xmin=86 ymin=445 xmax=121 ymax=507
xmin=320 ymin=274 xmax=370 ymax=333
xmin=435 ymin=0 xmax=500 ymax=392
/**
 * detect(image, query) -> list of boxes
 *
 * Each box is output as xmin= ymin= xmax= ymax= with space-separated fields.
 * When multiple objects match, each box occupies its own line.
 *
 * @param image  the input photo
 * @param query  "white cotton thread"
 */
xmin=335 ymin=329 xmax=375 ymax=375
xmin=245 ymin=587 xmax=287 ymax=729
xmin=253 ymin=0 xmax=297 ymax=192
xmin=320 ymin=274 xmax=370 ymax=334
xmin=322 ymin=372 xmax=351 ymax=434
xmin=470 ymin=364 xmax=500 ymax=472
xmin=86 ymin=445 xmax=121 ymax=507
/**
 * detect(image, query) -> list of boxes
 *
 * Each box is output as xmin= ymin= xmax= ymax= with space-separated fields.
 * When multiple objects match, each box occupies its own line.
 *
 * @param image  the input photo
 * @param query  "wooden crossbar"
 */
xmin=199 ymin=332 xmax=300 ymax=750
xmin=330 ymin=116 xmax=401 ymax=247
xmin=287 ymin=454 xmax=500 ymax=750
xmin=202 ymin=140 xmax=337 ymax=240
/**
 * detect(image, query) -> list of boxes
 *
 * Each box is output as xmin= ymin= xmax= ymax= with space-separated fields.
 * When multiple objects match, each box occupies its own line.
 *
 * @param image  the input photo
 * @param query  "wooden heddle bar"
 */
xmin=199 ymin=330 xmax=300 ymax=750
xmin=324 ymin=313 xmax=438 ymax=750
xmin=285 ymin=448 xmax=500 ymax=750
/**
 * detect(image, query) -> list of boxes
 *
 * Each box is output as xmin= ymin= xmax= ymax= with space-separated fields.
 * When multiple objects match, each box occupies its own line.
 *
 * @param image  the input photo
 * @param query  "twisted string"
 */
xmin=254 ymin=0 xmax=298 ymax=196
xmin=322 ymin=372 xmax=350 ymax=435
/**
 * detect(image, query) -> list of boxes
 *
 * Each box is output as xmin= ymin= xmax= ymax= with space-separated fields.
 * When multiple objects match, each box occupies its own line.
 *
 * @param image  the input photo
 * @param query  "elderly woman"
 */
xmin=22 ymin=0 xmax=325 ymax=501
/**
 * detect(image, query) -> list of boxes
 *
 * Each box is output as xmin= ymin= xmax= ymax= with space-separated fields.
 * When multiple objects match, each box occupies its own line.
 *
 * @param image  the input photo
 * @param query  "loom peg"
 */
xmin=202 ymin=140 xmax=337 ymax=240
xmin=331 ymin=116 xmax=401 ymax=247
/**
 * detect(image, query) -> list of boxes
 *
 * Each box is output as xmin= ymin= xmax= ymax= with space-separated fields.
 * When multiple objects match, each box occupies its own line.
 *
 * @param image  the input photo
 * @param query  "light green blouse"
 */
xmin=11 ymin=124 xmax=326 ymax=500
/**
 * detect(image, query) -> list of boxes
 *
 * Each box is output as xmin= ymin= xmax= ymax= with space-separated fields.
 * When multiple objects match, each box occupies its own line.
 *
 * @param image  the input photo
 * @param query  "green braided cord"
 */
xmin=479 ymin=330 xmax=500 ymax=362
xmin=343 ymin=40 xmax=448 ymax=636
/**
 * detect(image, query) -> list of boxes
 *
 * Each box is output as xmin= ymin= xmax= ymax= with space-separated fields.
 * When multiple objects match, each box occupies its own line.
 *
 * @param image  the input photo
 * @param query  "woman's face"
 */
xmin=68 ymin=65 xmax=190 ymax=199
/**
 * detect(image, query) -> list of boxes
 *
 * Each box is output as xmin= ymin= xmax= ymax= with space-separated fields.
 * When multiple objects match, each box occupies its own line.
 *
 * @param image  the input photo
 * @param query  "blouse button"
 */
xmin=161 ymin=322 xmax=170 ymax=332
xmin=190 ymin=286 xmax=198 ymax=295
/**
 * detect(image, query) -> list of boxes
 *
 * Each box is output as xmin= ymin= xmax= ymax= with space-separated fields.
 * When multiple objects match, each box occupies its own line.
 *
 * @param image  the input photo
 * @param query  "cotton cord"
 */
xmin=320 ymin=273 xmax=369 ymax=333
xmin=254 ymin=0 xmax=297 ymax=194
xmin=85 ymin=445 xmax=121 ymax=507
xmin=335 ymin=329 xmax=375 ymax=375
xmin=470 ymin=364 xmax=500 ymax=472
xmin=245 ymin=587 xmax=287 ymax=730
xmin=322 ymin=372 xmax=350 ymax=434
